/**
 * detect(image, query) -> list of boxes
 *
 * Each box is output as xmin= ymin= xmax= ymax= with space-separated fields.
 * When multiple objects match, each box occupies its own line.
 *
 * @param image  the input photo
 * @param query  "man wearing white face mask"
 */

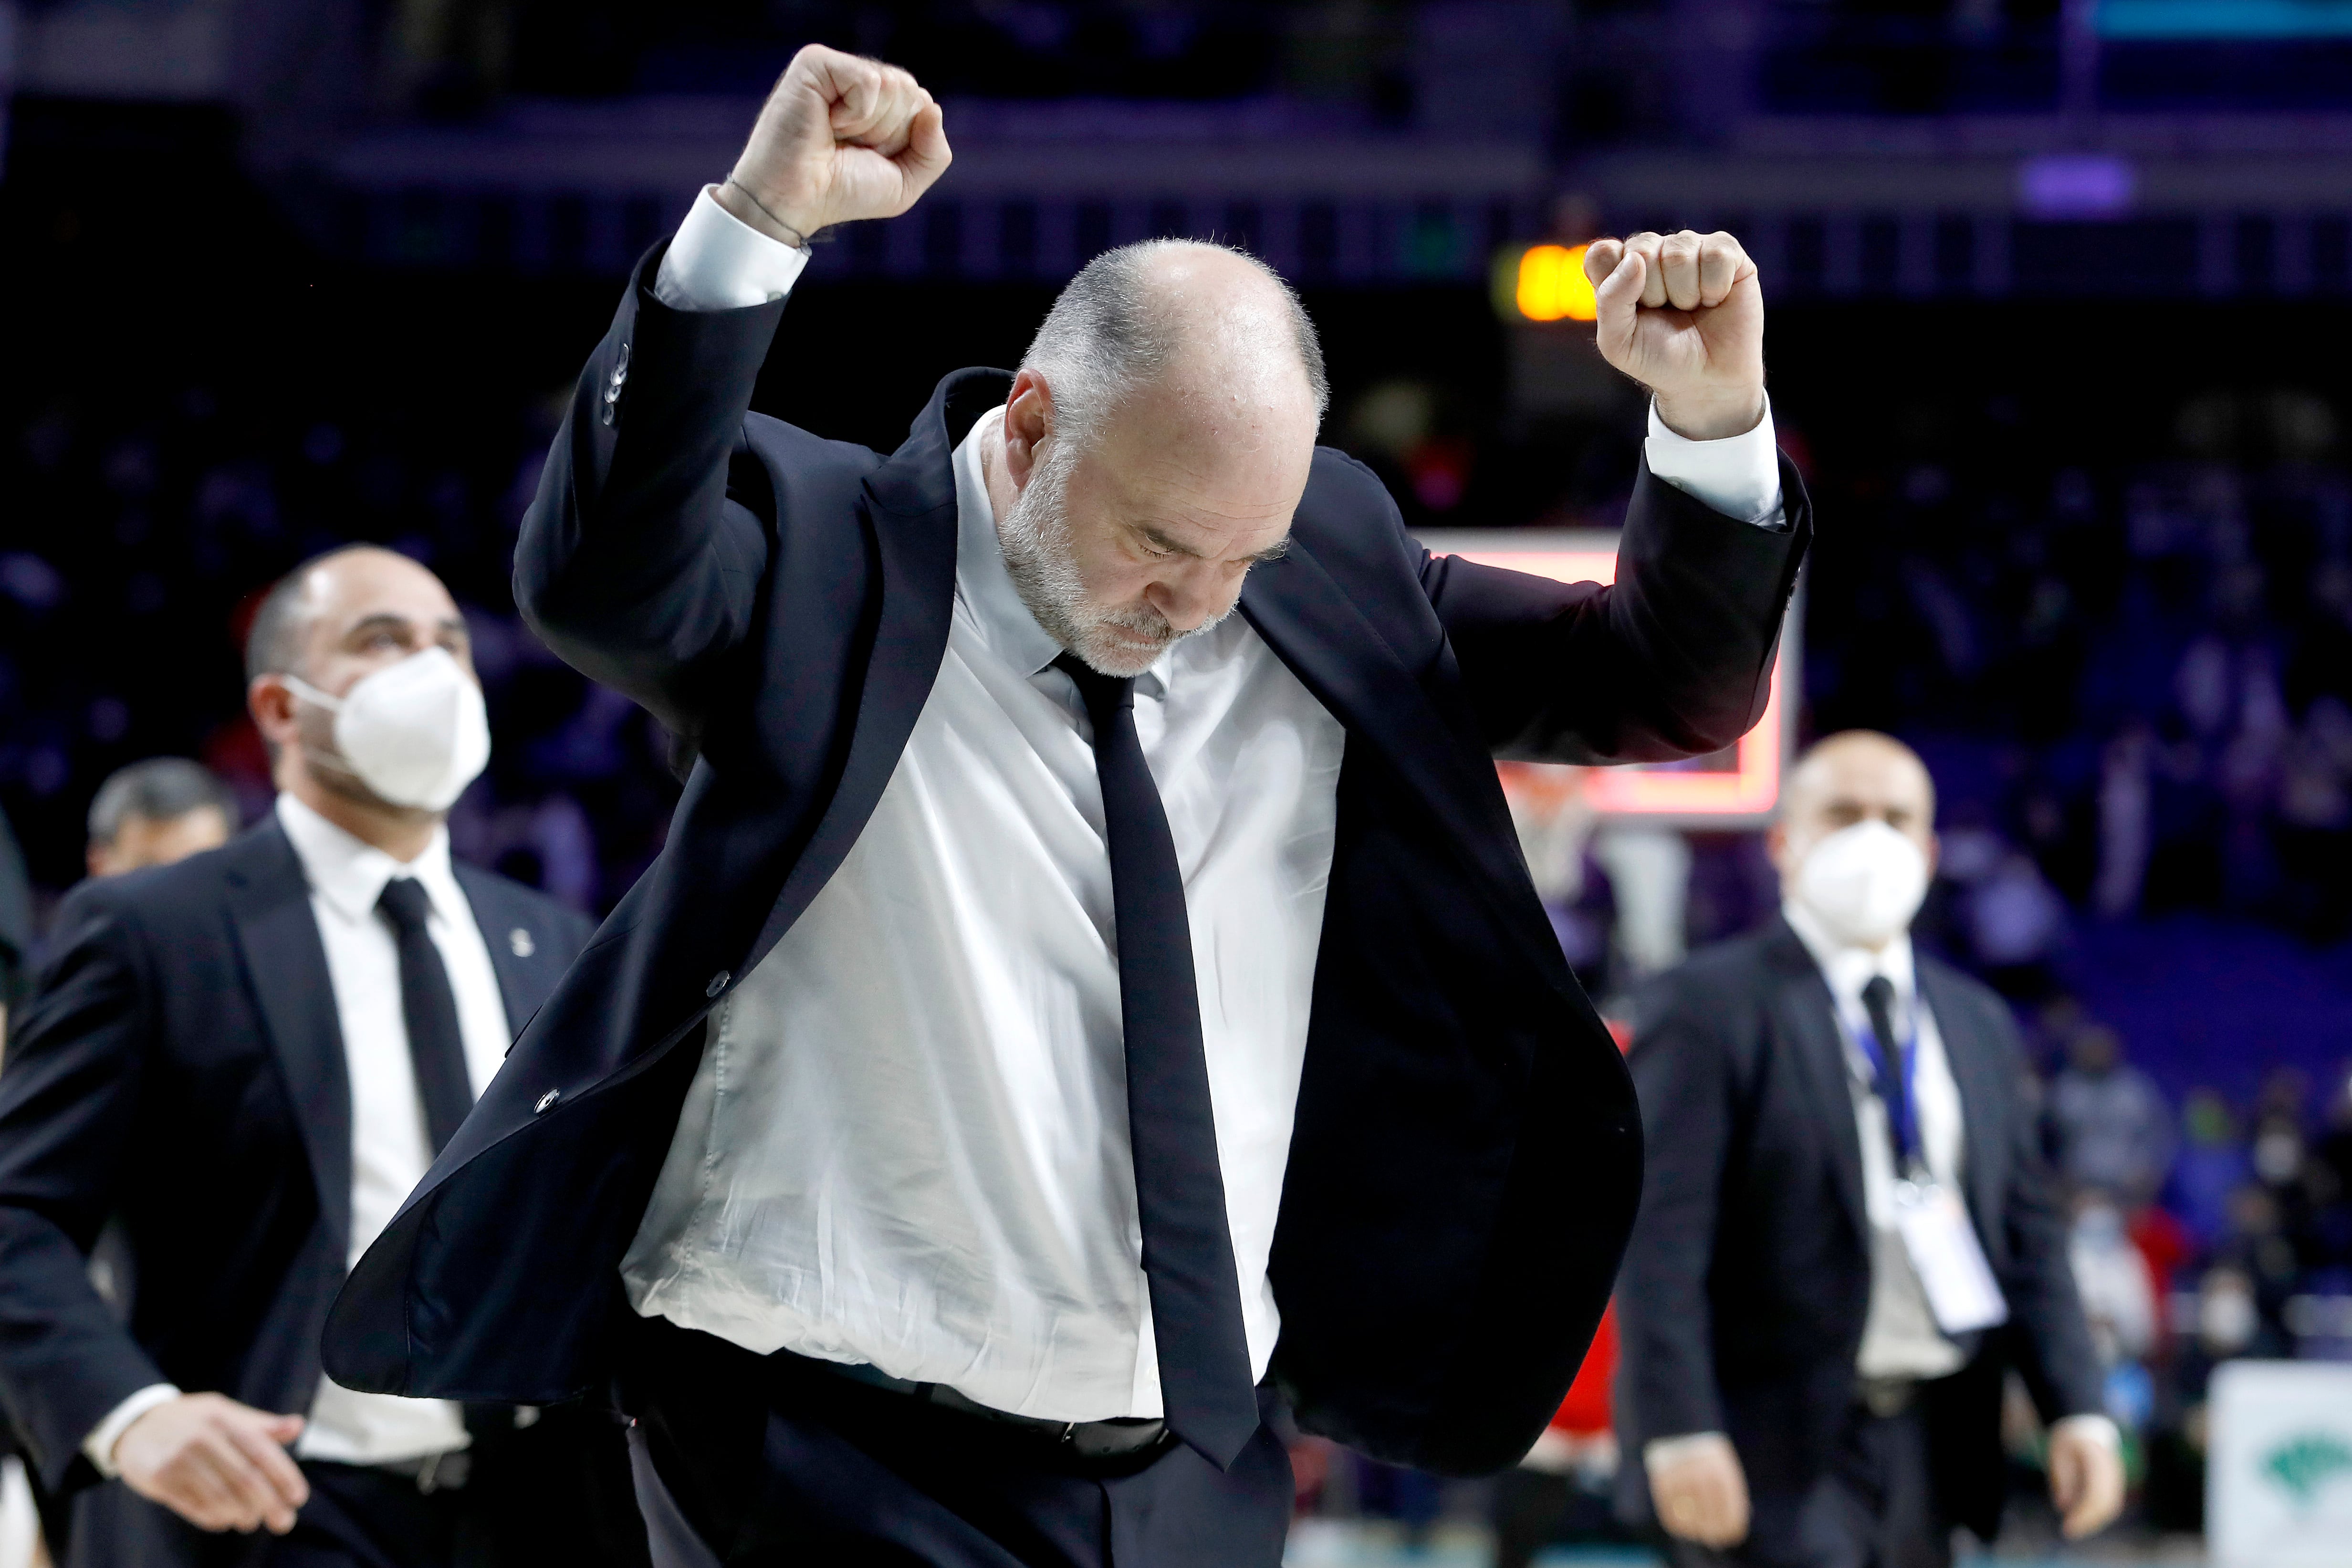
xmin=1614 ymin=731 xmax=2125 ymax=1568
xmin=0 ymin=547 xmax=646 ymax=1568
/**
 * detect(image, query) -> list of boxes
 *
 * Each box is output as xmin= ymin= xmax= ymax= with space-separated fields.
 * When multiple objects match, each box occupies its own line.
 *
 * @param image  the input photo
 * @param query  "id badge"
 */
xmin=1892 ymin=1180 xmax=2009 ymax=1334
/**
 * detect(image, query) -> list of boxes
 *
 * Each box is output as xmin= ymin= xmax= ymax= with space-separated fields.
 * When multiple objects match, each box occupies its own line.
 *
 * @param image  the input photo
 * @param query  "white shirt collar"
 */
xmin=953 ymin=406 xmax=1066 ymax=680
xmin=950 ymin=406 xmax=1175 ymax=696
xmin=274 ymin=792 xmax=467 ymax=930
xmin=1781 ymin=897 xmax=1917 ymax=1015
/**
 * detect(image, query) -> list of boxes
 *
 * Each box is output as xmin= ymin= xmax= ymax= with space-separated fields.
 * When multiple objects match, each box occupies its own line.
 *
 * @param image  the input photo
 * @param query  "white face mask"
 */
xmin=285 ymin=647 xmax=491 ymax=812
xmin=1792 ymin=818 xmax=1930 ymax=948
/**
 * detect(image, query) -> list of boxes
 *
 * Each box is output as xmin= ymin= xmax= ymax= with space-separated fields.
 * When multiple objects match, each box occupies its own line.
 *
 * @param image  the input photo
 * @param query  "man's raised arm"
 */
xmin=1420 ymin=230 xmax=1810 ymax=763
xmin=514 ymin=46 xmax=950 ymax=735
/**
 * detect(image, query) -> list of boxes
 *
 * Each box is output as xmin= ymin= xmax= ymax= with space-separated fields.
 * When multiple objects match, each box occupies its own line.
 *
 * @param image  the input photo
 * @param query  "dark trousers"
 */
xmin=1669 ymin=1404 xmax=1950 ymax=1568
xmin=621 ymin=1317 xmax=1295 ymax=1568
xmin=63 ymin=1405 xmax=649 ymax=1568
xmin=66 ymin=1464 xmax=461 ymax=1568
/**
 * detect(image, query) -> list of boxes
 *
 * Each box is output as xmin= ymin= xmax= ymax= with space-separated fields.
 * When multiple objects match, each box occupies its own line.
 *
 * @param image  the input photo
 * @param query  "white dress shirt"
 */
xmin=1779 ymin=901 xmax=1969 ymax=1384
xmin=623 ymin=188 xmax=1791 ymax=1425
xmin=86 ymin=795 xmax=513 ymax=1473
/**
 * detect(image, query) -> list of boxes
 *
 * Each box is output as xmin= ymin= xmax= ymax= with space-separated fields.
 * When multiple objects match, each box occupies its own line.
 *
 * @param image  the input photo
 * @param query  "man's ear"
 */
xmin=1002 ymin=369 xmax=1053 ymax=490
xmin=249 ymin=675 xmax=299 ymax=748
xmin=1925 ymin=829 xmax=1941 ymax=879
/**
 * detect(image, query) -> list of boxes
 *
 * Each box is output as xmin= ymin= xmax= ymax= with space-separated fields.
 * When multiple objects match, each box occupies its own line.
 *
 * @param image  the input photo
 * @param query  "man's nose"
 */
xmin=1144 ymin=568 xmax=1232 ymax=632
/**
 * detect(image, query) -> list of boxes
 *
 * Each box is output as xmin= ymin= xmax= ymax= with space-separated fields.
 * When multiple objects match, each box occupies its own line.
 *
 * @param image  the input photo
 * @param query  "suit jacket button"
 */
xmin=534 ymin=1089 xmax=560 ymax=1113
xmin=706 ymin=971 xmax=731 ymax=998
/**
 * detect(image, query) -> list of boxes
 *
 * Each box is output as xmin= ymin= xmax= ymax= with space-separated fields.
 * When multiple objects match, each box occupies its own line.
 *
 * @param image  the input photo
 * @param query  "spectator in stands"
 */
xmin=2168 ymin=1089 xmax=2251 ymax=1250
xmin=2049 ymin=1025 xmax=2175 ymax=1205
xmin=1616 ymin=731 xmax=2123 ymax=1567
xmin=83 ymin=759 xmax=237 ymax=879
xmin=2213 ymin=1183 xmax=2300 ymax=1351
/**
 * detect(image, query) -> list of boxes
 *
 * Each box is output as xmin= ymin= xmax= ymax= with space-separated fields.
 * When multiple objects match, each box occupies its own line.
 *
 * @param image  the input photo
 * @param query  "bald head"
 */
xmin=1768 ymin=731 xmax=1939 ymax=894
xmin=1021 ymin=238 xmax=1328 ymax=451
xmin=246 ymin=546 xmax=464 ymax=687
xmin=991 ymin=241 xmax=1328 ymax=678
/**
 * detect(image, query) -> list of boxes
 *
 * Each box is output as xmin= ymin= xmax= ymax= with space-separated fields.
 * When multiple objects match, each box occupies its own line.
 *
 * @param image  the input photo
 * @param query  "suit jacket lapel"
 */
xmin=224 ymin=820 xmax=353 ymax=1260
xmin=1918 ymin=961 xmax=2006 ymax=1245
xmin=735 ymin=369 xmax=975 ymax=980
xmin=1240 ymin=536 xmax=1571 ymax=987
xmin=1761 ymin=921 xmax=1870 ymax=1248
xmin=449 ymin=866 xmax=545 ymax=1046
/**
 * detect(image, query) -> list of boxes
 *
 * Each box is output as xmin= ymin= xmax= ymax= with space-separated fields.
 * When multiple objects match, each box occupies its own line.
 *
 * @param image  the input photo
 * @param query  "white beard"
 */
xmin=996 ymin=439 xmax=1229 ymax=679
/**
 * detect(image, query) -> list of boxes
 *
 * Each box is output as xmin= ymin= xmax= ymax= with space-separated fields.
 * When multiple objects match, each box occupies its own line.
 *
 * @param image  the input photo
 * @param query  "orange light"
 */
xmin=1514 ymin=244 xmax=1598 ymax=324
xmin=1453 ymin=546 xmax=1787 ymax=819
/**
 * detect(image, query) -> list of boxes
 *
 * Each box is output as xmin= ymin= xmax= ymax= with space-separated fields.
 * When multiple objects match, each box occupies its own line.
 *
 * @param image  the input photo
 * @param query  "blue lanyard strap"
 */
xmin=1853 ymin=1021 xmax=1923 ymax=1174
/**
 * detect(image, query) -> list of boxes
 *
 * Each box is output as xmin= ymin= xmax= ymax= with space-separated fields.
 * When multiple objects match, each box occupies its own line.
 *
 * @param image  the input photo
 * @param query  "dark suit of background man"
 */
xmin=324 ymin=46 xmax=1809 ymax=1568
xmin=1616 ymin=732 xmax=2127 ymax=1568
xmin=0 ymin=547 xmax=648 ymax=1568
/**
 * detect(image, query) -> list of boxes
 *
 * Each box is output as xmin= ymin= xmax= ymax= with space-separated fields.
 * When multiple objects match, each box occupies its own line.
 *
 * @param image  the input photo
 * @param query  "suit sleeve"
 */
xmin=1982 ymin=1000 xmax=2106 ymax=1422
xmin=1615 ymin=972 xmax=1741 ymax=1443
xmin=0 ymin=884 xmax=174 ymax=1493
xmin=512 ymin=241 xmax=792 ymax=741
xmin=1417 ymin=457 xmax=1810 ymax=763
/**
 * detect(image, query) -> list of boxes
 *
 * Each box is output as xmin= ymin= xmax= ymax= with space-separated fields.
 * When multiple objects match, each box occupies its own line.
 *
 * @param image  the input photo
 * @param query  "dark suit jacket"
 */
xmin=0 ymin=819 xmax=639 ymax=1564
xmin=1614 ymin=918 xmax=2105 ymax=1538
xmin=323 ymin=243 xmax=1810 ymax=1477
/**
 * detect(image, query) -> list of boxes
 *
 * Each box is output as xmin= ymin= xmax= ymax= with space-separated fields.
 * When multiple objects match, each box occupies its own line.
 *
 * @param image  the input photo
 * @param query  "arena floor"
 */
xmin=1285 ymin=1520 xmax=2214 ymax=1566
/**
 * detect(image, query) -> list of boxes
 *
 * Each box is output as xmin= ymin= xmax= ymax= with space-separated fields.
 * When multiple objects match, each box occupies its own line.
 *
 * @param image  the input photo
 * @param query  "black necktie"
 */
xmin=377 ymin=878 xmax=474 ymax=1157
xmin=1056 ymin=654 xmax=1258 ymax=1469
xmin=1860 ymin=974 xmax=1915 ymax=1175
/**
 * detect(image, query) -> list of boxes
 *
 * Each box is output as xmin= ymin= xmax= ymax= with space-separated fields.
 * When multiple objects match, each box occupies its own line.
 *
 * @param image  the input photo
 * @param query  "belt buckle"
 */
xmin=414 ymin=1450 xmax=470 ymax=1494
xmin=1861 ymin=1378 xmax=1916 ymax=1418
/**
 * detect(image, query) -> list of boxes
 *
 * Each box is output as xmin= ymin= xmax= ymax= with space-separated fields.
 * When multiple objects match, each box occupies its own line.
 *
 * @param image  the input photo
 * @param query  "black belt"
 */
xmin=365 ymin=1449 xmax=470 ymax=1492
xmin=784 ymin=1349 xmax=1174 ymax=1461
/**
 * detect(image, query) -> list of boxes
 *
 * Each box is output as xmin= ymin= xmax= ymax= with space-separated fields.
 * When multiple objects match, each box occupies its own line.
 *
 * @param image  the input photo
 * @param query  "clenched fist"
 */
xmin=718 ymin=45 xmax=951 ymax=246
xmin=1582 ymin=230 xmax=1766 ymax=442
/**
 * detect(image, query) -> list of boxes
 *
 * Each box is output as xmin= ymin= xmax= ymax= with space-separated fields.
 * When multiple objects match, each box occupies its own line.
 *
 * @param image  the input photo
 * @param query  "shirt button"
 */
xmin=706 ymin=971 xmax=731 ymax=998
xmin=534 ymin=1089 xmax=560 ymax=1114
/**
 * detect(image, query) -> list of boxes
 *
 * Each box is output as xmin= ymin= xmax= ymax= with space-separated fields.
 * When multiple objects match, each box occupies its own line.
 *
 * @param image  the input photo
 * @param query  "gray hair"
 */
xmin=88 ymin=758 xmax=237 ymax=846
xmin=1020 ymin=239 xmax=1329 ymax=448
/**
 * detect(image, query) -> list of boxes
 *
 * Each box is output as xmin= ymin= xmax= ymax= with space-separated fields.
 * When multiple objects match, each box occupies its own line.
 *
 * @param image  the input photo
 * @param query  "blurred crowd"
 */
xmin=2047 ymin=1025 xmax=2352 ymax=1535
xmin=0 ymin=376 xmax=682 ymax=920
xmin=1808 ymin=382 xmax=2352 ymax=956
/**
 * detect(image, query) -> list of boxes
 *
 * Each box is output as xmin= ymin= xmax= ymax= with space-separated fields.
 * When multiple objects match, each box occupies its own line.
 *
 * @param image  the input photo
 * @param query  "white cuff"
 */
xmin=652 ymin=187 xmax=812 ymax=312
xmin=1645 ymin=396 xmax=1786 ymax=529
xmin=2052 ymin=1412 xmax=2122 ymax=1452
xmin=1643 ymin=1430 xmax=1734 ymax=1473
xmin=83 ymin=1383 xmax=181 ymax=1478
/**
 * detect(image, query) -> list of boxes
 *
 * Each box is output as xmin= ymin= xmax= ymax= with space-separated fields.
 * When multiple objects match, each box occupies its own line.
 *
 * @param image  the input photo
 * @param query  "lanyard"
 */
xmin=1852 ymin=1018 xmax=1923 ymax=1177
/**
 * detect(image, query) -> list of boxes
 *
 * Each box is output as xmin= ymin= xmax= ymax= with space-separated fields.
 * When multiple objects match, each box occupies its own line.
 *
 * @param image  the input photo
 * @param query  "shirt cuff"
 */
xmin=1643 ymin=1431 xmax=1734 ymax=1473
xmin=84 ymin=1383 xmax=181 ymax=1479
xmin=2052 ymin=1412 xmax=2122 ymax=1452
xmin=1645 ymin=396 xmax=1787 ymax=529
xmin=652 ymin=186 xmax=812 ymax=312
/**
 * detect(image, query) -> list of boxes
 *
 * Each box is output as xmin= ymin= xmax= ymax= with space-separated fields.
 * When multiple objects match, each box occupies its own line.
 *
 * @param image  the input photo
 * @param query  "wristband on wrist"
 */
xmin=724 ymin=179 xmax=815 ymax=251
